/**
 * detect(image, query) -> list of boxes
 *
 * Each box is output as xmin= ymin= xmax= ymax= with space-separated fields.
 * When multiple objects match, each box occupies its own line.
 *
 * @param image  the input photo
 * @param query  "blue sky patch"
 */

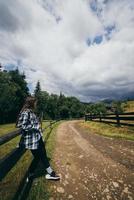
xmin=105 ymin=25 xmax=116 ymax=40
xmin=86 ymin=35 xmax=103 ymax=46
xmin=93 ymin=35 xmax=103 ymax=44
xmin=4 ymin=63 xmax=17 ymax=71
xmin=90 ymin=0 xmax=97 ymax=12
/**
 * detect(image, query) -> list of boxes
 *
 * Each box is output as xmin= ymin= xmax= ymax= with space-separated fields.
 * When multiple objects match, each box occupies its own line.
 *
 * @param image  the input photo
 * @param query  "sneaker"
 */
xmin=45 ymin=171 xmax=60 ymax=181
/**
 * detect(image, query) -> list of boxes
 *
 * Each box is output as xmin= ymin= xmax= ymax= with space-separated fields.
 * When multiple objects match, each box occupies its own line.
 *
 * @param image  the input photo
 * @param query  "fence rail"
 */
xmin=0 ymin=129 xmax=21 ymax=146
xmin=0 ymin=120 xmax=59 ymax=200
xmin=85 ymin=112 xmax=134 ymax=127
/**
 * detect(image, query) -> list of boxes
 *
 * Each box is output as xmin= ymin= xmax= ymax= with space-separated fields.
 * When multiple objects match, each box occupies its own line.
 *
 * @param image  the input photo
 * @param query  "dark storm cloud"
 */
xmin=77 ymin=83 xmax=134 ymax=101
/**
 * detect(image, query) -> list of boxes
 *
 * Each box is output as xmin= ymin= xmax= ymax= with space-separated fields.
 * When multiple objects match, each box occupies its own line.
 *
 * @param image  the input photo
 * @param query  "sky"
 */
xmin=0 ymin=0 xmax=134 ymax=102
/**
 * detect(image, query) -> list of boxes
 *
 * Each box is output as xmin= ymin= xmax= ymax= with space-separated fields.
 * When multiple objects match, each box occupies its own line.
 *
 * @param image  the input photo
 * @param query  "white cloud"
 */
xmin=0 ymin=0 xmax=134 ymax=101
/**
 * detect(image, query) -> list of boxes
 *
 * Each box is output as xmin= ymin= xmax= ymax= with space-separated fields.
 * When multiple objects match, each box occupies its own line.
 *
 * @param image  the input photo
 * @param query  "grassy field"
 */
xmin=122 ymin=100 xmax=134 ymax=112
xmin=81 ymin=121 xmax=134 ymax=141
xmin=0 ymin=123 xmax=17 ymax=136
xmin=27 ymin=122 xmax=61 ymax=200
xmin=81 ymin=100 xmax=134 ymax=141
xmin=0 ymin=121 xmax=61 ymax=200
xmin=0 ymin=121 xmax=51 ymax=159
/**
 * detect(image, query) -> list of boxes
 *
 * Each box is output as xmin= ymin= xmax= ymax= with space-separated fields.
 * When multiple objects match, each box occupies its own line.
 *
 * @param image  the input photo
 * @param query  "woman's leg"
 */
xmin=38 ymin=138 xmax=50 ymax=169
xmin=38 ymin=139 xmax=60 ymax=180
xmin=29 ymin=139 xmax=50 ymax=174
xmin=30 ymin=138 xmax=60 ymax=180
xmin=29 ymin=149 xmax=40 ymax=174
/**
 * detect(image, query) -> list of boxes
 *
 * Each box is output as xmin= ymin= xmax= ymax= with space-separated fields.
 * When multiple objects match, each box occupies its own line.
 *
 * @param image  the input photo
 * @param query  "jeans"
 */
xmin=29 ymin=138 xmax=50 ymax=173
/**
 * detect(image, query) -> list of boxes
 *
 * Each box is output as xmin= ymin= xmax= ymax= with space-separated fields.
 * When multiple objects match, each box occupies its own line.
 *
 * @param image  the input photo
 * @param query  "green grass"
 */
xmin=80 ymin=121 xmax=134 ymax=141
xmin=0 ymin=123 xmax=17 ymax=136
xmin=28 ymin=122 xmax=61 ymax=200
xmin=0 ymin=121 xmax=51 ymax=136
xmin=122 ymin=100 xmax=134 ymax=112
xmin=0 ymin=121 xmax=52 ymax=159
xmin=0 ymin=121 xmax=61 ymax=200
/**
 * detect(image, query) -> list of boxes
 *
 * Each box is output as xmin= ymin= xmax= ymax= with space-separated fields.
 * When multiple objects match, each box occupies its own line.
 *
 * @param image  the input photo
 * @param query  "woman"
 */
xmin=16 ymin=96 xmax=60 ymax=181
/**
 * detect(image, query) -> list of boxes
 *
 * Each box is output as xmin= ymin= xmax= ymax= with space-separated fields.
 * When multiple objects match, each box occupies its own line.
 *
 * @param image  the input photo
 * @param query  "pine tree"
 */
xmin=34 ymin=81 xmax=43 ymax=118
xmin=34 ymin=81 xmax=41 ymax=97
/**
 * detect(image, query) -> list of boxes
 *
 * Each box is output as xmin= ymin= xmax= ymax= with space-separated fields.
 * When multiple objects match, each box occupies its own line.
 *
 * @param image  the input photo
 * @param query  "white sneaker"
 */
xmin=45 ymin=171 xmax=60 ymax=181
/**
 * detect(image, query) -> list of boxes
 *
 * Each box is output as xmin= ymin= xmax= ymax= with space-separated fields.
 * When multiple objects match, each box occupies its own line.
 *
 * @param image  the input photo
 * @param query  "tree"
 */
xmin=112 ymin=101 xmax=123 ymax=113
xmin=47 ymin=94 xmax=59 ymax=120
xmin=34 ymin=81 xmax=41 ymax=97
xmin=85 ymin=103 xmax=107 ymax=116
xmin=9 ymin=69 xmax=29 ymax=113
xmin=34 ymin=81 xmax=43 ymax=117
xmin=0 ymin=69 xmax=29 ymax=124
xmin=59 ymin=105 xmax=69 ymax=119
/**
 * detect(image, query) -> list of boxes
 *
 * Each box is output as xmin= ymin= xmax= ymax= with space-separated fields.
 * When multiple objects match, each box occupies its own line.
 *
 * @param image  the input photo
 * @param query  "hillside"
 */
xmin=122 ymin=100 xmax=134 ymax=112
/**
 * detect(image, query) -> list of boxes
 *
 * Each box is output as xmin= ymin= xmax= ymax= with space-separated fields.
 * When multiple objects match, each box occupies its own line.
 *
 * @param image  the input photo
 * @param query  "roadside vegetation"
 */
xmin=28 ymin=121 xmax=61 ymax=200
xmin=0 ymin=123 xmax=17 ymax=136
xmin=122 ymin=100 xmax=134 ymax=112
xmin=0 ymin=67 xmax=134 ymax=199
xmin=83 ymin=101 xmax=134 ymax=141
xmin=0 ymin=69 xmax=86 ymax=125
xmin=0 ymin=121 xmax=60 ymax=200
xmin=81 ymin=121 xmax=134 ymax=141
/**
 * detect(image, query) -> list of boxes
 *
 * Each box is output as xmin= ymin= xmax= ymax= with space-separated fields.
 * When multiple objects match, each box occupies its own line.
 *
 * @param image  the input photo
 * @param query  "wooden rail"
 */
xmin=0 ymin=120 xmax=59 ymax=200
xmin=0 ymin=129 xmax=21 ymax=145
xmin=85 ymin=112 xmax=134 ymax=126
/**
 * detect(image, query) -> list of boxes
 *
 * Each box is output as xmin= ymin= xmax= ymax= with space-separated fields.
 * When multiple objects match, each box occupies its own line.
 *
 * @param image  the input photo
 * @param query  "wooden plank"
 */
xmin=101 ymin=116 xmax=134 ymax=121
xmin=119 ymin=112 xmax=134 ymax=115
xmin=12 ymin=159 xmax=36 ymax=200
xmin=119 ymin=117 xmax=134 ymax=121
xmin=85 ymin=112 xmax=134 ymax=117
xmin=0 ymin=147 xmax=26 ymax=181
xmin=92 ymin=120 xmax=134 ymax=127
xmin=0 ymin=129 xmax=21 ymax=146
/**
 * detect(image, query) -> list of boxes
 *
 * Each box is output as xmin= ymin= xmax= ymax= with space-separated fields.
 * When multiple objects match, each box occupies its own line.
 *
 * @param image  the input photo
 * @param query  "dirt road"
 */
xmin=48 ymin=121 xmax=134 ymax=200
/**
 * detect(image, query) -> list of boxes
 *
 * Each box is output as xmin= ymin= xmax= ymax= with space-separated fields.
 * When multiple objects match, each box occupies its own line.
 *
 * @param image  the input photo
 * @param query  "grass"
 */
xmin=0 ymin=121 xmax=51 ymax=136
xmin=0 ymin=123 xmax=17 ymax=136
xmin=0 ymin=121 xmax=51 ymax=159
xmin=0 ymin=121 xmax=61 ymax=200
xmin=81 ymin=100 xmax=134 ymax=141
xmin=28 ymin=121 xmax=61 ymax=200
xmin=122 ymin=100 xmax=134 ymax=112
xmin=80 ymin=121 xmax=134 ymax=141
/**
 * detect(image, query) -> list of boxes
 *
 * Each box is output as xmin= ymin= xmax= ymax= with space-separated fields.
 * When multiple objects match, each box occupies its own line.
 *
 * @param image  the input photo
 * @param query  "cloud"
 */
xmin=0 ymin=0 xmax=33 ymax=32
xmin=0 ymin=0 xmax=134 ymax=102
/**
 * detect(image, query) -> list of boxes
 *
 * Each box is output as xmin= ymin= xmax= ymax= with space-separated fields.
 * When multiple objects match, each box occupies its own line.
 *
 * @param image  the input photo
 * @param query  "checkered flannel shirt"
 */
xmin=16 ymin=109 xmax=43 ymax=150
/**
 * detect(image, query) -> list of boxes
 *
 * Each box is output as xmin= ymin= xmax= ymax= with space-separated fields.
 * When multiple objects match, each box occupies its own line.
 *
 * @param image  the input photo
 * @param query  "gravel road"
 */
xmin=48 ymin=121 xmax=134 ymax=200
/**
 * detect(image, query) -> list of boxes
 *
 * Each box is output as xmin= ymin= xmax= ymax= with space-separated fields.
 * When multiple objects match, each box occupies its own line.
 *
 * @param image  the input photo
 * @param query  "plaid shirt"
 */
xmin=16 ymin=109 xmax=43 ymax=150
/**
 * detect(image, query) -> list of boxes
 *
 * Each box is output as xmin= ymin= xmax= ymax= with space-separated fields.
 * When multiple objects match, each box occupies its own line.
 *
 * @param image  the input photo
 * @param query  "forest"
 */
xmin=0 ymin=69 xmax=125 ymax=124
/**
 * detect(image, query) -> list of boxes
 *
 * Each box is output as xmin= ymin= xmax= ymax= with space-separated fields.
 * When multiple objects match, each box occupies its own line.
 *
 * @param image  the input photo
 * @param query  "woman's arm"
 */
xmin=16 ymin=110 xmax=40 ymax=131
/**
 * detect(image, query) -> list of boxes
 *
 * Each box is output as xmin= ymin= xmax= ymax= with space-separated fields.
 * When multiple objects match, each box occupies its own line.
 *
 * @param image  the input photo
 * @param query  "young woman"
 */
xmin=16 ymin=96 xmax=60 ymax=181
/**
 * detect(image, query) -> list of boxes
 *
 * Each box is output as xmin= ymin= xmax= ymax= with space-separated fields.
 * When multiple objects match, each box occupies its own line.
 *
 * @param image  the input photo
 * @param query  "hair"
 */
xmin=21 ymin=96 xmax=37 ymax=112
xmin=16 ymin=96 xmax=37 ymax=126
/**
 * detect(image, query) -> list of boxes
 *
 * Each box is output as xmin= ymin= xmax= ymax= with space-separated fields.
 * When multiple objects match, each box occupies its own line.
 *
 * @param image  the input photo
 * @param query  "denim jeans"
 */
xmin=29 ymin=138 xmax=50 ymax=173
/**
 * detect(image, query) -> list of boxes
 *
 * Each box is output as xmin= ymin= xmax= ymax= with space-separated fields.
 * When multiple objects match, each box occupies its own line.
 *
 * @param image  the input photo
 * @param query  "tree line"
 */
xmin=0 ymin=69 xmax=86 ymax=123
xmin=0 ymin=68 xmax=125 ymax=124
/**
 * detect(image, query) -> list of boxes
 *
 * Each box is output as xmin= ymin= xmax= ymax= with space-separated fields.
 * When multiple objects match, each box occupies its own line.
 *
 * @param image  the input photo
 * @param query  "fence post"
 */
xmin=90 ymin=113 xmax=92 ymax=121
xmin=99 ymin=112 xmax=102 ymax=122
xmin=115 ymin=111 xmax=120 ymax=126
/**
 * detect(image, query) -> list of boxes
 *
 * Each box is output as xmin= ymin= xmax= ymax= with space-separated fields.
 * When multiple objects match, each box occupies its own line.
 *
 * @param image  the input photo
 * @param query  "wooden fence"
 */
xmin=85 ymin=112 xmax=134 ymax=127
xmin=0 ymin=120 xmax=59 ymax=200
